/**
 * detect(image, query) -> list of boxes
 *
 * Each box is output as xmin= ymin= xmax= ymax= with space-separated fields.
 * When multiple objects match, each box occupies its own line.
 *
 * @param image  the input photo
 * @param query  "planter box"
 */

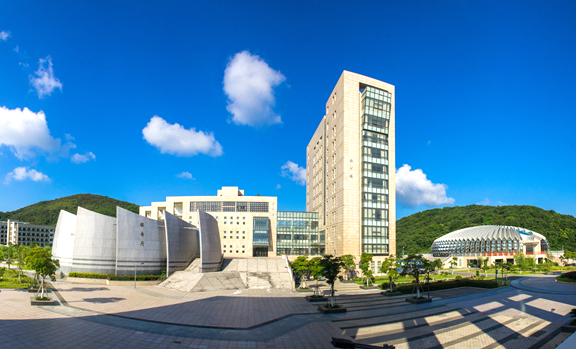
xmin=30 ymin=296 xmax=57 ymax=306
xmin=406 ymin=297 xmax=432 ymax=304
xmin=27 ymin=287 xmax=51 ymax=293
xmin=306 ymin=295 xmax=327 ymax=302
xmin=381 ymin=291 xmax=404 ymax=297
xmin=561 ymin=325 xmax=576 ymax=333
xmin=318 ymin=305 xmax=347 ymax=314
xmin=359 ymin=285 xmax=378 ymax=289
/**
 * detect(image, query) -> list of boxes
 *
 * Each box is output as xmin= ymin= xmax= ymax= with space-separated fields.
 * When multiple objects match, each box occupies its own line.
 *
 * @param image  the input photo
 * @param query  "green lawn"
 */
xmin=556 ymin=276 xmax=576 ymax=283
xmin=0 ymin=269 xmax=33 ymax=289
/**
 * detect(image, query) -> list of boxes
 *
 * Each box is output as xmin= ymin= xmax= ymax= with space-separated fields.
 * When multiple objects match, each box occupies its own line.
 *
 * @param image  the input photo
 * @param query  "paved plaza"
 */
xmin=1 ymin=275 xmax=575 ymax=348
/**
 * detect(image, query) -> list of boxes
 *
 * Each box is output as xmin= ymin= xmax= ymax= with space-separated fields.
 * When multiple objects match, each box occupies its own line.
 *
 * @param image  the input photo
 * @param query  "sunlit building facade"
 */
xmin=306 ymin=71 xmax=396 ymax=263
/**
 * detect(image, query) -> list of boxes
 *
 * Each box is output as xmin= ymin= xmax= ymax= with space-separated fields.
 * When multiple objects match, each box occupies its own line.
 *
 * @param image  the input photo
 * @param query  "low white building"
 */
xmin=0 ymin=220 xmax=54 ymax=247
xmin=431 ymin=225 xmax=550 ymax=268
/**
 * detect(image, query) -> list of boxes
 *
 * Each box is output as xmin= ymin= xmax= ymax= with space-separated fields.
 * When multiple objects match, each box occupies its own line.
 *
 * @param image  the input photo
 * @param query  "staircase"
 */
xmin=159 ymin=257 xmax=293 ymax=292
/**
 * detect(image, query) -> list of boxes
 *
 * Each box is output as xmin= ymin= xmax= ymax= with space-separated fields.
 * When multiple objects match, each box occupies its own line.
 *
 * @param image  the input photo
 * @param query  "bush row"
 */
xmin=68 ymin=272 xmax=160 ymax=281
xmin=380 ymin=279 xmax=500 ymax=293
xmin=560 ymin=271 xmax=576 ymax=280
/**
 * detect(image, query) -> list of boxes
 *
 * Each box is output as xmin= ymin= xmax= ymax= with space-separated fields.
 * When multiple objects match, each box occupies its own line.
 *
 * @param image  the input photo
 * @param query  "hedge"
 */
xmin=560 ymin=271 xmax=576 ymax=280
xmin=68 ymin=272 xmax=160 ymax=281
xmin=380 ymin=279 xmax=500 ymax=293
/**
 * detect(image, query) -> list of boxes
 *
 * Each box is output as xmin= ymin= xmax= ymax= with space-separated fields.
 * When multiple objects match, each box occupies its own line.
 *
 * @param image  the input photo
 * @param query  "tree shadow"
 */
xmin=81 ymin=297 xmax=125 ymax=304
xmin=59 ymin=287 xmax=110 ymax=292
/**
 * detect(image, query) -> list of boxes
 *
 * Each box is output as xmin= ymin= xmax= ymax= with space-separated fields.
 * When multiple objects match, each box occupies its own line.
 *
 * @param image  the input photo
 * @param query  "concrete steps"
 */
xmin=159 ymin=257 xmax=293 ymax=292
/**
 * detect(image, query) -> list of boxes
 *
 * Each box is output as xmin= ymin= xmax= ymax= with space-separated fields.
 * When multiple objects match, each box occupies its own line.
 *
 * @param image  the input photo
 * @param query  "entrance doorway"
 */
xmin=253 ymin=247 xmax=268 ymax=257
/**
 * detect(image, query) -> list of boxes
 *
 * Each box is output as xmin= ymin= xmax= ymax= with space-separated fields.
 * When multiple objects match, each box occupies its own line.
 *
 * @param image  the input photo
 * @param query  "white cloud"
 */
xmin=0 ymin=31 xmax=9 ymax=41
xmin=0 ymin=106 xmax=71 ymax=159
xmin=396 ymin=164 xmax=455 ymax=208
xmin=29 ymin=56 xmax=63 ymax=99
xmin=478 ymin=198 xmax=490 ymax=205
xmin=281 ymin=161 xmax=306 ymax=186
xmin=13 ymin=45 xmax=19 ymax=53
xmin=65 ymin=133 xmax=75 ymax=141
xmin=4 ymin=167 xmax=50 ymax=184
xmin=223 ymin=50 xmax=285 ymax=127
xmin=275 ymin=184 xmax=281 ymax=190
xmin=176 ymin=171 xmax=194 ymax=180
xmin=71 ymin=152 xmax=96 ymax=164
xmin=477 ymin=198 xmax=505 ymax=206
xmin=142 ymin=116 xmax=223 ymax=157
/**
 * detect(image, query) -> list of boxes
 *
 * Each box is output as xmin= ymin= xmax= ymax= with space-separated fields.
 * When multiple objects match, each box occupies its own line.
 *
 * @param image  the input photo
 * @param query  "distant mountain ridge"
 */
xmin=0 ymin=194 xmax=139 ymax=226
xmin=397 ymin=205 xmax=576 ymax=254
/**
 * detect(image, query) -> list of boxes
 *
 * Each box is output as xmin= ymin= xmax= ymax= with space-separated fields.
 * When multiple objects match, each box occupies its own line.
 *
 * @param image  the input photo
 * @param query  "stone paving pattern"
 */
xmin=0 ymin=274 xmax=575 ymax=348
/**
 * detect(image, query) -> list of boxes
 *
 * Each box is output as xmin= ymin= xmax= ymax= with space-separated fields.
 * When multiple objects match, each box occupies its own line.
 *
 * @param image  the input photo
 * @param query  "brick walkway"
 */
xmin=1 ymin=277 xmax=575 ymax=348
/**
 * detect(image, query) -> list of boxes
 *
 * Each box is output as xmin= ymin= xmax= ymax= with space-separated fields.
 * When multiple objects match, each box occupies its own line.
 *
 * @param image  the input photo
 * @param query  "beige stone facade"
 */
xmin=140 ymin=187 xmax=277 ymax=258
xmin=306 ymin=71 xmax=396 ymax=267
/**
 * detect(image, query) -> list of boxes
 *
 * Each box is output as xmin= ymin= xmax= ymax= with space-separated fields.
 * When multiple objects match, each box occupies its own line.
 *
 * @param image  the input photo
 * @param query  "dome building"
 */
xmin=431 ymin=225 xmax=549 ymax=268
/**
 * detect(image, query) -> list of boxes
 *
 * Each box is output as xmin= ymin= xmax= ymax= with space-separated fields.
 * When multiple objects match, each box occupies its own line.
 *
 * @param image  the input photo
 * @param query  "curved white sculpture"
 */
xmin=52 ymin=206 xmax=219 ymax=276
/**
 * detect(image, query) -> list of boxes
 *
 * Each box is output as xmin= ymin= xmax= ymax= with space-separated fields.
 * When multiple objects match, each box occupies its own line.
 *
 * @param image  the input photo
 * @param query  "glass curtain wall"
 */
xmin=361 ymin=86 xmax=391 ymax=255
xmin=276 ymin=211 xmax=320 ymax=255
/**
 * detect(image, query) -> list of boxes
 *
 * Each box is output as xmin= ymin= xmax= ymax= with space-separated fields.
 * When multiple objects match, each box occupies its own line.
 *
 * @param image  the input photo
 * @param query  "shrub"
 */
xmin=455 ymin=275 xmax=463 ymax=279
xmin=68 ymin=272 xmax=109 ymax=279
xmin=393 ymin=279 xmax=499 ymax=293
xmin=561 ymin=271 xmax=576 ymax=280
xmin=68 ymin=272 xmax=160 ymax=281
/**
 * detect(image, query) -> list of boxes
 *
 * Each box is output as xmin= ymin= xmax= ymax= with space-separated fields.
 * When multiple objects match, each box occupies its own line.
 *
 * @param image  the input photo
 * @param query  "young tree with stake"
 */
xmin=319 ymin=255 xmax=344 ymax=308
xmin=26 ymin=247 xmax=59 ymax=299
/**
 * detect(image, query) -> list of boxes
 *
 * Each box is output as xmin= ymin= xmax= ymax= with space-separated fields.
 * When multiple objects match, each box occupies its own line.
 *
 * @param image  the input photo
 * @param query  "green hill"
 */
xmin=397 ymin=205 xmax=576 ymax=254
xmin=0 ymin=194 xmax=140 ymax=226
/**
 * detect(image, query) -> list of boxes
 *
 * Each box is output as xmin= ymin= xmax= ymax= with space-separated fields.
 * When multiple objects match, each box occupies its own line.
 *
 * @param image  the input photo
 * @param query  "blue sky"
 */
xmin=1 ymin=1 xmax=575 ymax=219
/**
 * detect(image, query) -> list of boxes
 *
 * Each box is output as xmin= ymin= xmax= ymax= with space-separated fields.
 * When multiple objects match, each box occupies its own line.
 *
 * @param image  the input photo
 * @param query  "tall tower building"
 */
xmin=306 ymin=71 xmax=396 ymax=267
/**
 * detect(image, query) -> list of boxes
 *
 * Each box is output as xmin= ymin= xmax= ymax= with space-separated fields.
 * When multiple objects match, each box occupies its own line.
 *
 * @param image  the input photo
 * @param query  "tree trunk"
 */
xmin=330 ymin=283 xmax=335 ymax=307
xmin=40 ymin=277 xmax=45 ymax=299
xmin=315 ymin=279 xmax=319 ymax=297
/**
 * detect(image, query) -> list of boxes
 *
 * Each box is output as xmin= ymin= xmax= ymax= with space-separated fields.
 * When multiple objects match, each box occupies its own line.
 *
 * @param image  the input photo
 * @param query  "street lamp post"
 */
xmin=134 ymin=262 xmax=144 ymax=288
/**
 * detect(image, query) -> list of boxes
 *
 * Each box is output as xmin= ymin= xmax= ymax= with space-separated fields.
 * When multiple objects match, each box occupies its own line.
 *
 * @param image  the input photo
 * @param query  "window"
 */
xmin=223 ymin=202 xmax=235 ymax=212
xmin=363 ymin=177 xmax=387 ymax=189
xmin=362 ymin=193 xmax=388 ymax=203
xmin=363 ymin=208 xmax=388 ymax=221
xmin=196 ymin=202 xmax=222 ymax=212
xmin=236 ymin=202 xmax=248 ymax=212
xmin=250 ymin=202 xmax=269 ymax=212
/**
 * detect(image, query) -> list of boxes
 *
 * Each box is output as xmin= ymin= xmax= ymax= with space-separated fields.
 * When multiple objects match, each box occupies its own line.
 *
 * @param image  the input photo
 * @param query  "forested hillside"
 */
xmin=0 ymin=194 xmax=139 ymax=226
xmin=397 ymin=205 xmax=576 ymax=254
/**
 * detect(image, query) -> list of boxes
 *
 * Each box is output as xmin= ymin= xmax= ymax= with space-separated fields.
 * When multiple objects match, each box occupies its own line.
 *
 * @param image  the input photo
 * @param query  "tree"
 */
xmin=514 ymin=253 xmax=528 ymax=274
xmin=340 ymin=254 xmax=356 ymax=281
xmin=380 ymin=255 xmax=398 ymax=293
xmin=401 ymin=254 xmax=426 ymax=299
xmin=308 ymin=257 xmax=323 ymax=297
xmin=449 ymin=256 xmax=458 ymax=274
xmin=559 ymin=255 xmax=566 ymax=270
xmin=358 ymin=253 xmax=374 ymax=286
xmin=26 ymin=247 xmax=59 ymax=299
xmin=319 ymin=255 xmax=344 ymax=307
xmin=290 ymin=255 xmax=311 ymax=289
